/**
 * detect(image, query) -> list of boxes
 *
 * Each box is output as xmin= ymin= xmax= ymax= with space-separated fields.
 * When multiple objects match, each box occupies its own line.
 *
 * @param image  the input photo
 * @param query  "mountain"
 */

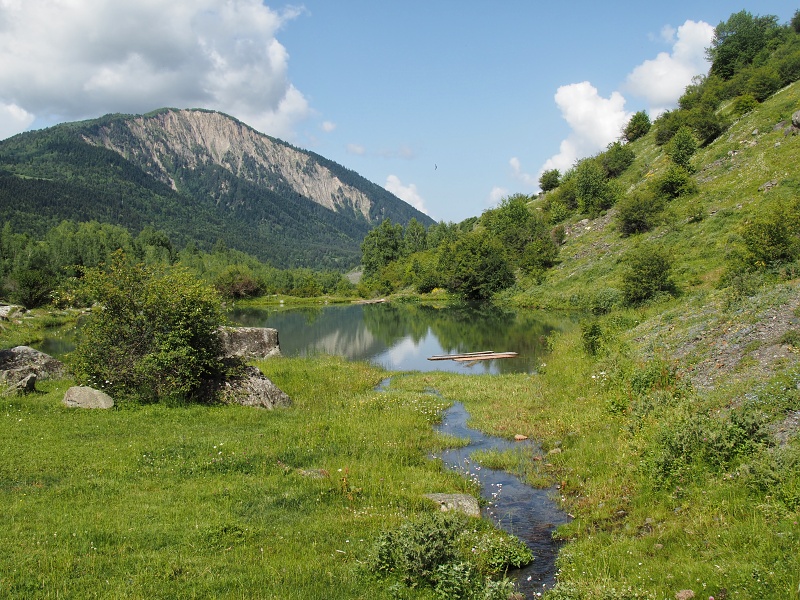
xmin=0 ymin=108 xmax=434 ymax=269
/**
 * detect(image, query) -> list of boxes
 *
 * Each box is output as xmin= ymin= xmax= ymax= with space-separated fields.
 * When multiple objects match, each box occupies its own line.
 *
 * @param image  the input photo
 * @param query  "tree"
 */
xmin=615 ymin=191 xmax=665 ymax=236
xmin=71 ymin=251 xmax=227 ymax=403
xmin=707 ymin=11 xmax=781 ymax=80
xmin=360 ymin=219 xmax=404 ymax=279
xmin=574 ymin=159 xmax=618 ymax=217
xmin=440 ymin=231 xmax=514 ymax=301
xmin=623 ymin=110 xmax=651 ymax=142
xmin=403 ymin=218 xmax=427 ymax=256
xmin=539 ymin=169 xmax=561 ymax=192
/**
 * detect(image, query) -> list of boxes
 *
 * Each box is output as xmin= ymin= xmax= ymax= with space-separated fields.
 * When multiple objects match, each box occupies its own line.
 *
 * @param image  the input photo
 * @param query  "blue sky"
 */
xmin=0 ymin=1 xmax=795 ymax=223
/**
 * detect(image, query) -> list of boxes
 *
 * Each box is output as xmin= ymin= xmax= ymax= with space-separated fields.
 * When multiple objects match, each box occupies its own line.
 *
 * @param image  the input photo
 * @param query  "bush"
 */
xmin=621 ymin=244 xmax=675 ymax=305
xmin=71 ymin=251 xmax=227 ymax=403
xmin=575 ymin=159 xmax=619 ymax=217
xmin=539 ymin=168 xmax=560 ymax=192
xmin=600 ymin=141 xmax=635 ymax=178
xmin=741 ymin=200 xmax=800 ymax=268
xmin=615 ymin=190 xmax=665 ymax=236
xmin=746 ymin=65 xmax=782 ymax=101
xmin=213 ymin=265 xmax=265 ymax=299
xmin=623 ymin=110 xmax=651 ymax=142
xmin=654 ymin=110 xmax=687 ymax=146
xmin=732 ymin=93 xmax=759 ymax=116
xmin=441 ymin=231 xmax=515 ymax=300
xmin=654 ymin=164 xmax=698 ymax=200
xmin=4 ymin=268 xmax=56 ymax=308
xmin=665 ymin=126 xmax=697 ymax=170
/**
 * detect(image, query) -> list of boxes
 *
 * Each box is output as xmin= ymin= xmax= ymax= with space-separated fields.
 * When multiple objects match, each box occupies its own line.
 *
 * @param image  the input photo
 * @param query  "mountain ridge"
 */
xmin=0 ymin=108 xmax=433 ymax=269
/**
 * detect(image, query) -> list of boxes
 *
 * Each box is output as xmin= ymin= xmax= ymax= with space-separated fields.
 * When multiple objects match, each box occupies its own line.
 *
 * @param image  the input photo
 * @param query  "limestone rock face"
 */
xmin=218 ymin=326 xmax=281 ymax=360
xmin=63 ymin=386 xmax=114 ymax=409
xmin=84 ymin=109 xmax=375 ymax=219
xmin=220 ymin=366 xmax=291 ymax=409
xmin=0 ymin=346 xmax=65 ymax=393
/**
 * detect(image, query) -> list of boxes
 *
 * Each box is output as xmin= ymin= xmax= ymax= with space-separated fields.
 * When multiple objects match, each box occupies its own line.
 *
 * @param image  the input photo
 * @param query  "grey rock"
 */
xmin=220 ymin=366 xmax=291 ymax=409
xmin=63 ymin=386 xmax=114 ymax=409
xmin=2 ymin=372 xmax=37 ymax=396
xmin=218 ymin=326 xmax=281 ymax=360
xmin=0 ymin=346 xmax=65 ymax=393
xmin=793 ymin=110 xmax=800 ymax=128
xmin=424 ymin=493 xmax=481 ymax=518
xmin=0 ymin=305 xmax=24 ymax=320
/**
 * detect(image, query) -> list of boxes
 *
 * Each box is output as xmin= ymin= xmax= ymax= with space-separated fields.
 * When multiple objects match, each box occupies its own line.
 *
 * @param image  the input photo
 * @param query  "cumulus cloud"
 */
xmin=509 ymin=157 xmax=537 ymax=187
xmin=538 ymin=19 xmax=714 ymax=182
xmin=0 ymin=102 xmax=34 ymax=139
xmin=539 ymin=82 xmax=630 ymax=175
xmin=0 ymin=0 xmax=309 ymax=139
xmin=385 ymin=174 xmax=428 ymax=215
xmin=625 ymin=20 xmax=715 ymax=114
xmin=488 ymin=186 xmax=509 ymax=207
xmin=346 ymin=143 xmax=366 ymax=156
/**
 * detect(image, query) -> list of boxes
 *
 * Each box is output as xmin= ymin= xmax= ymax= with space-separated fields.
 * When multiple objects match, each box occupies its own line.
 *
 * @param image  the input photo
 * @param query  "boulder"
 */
xmin=218 ymin=327 xmax=281 ymax=360
xmin=423 ymin=493 xmax=481 ymax=518
xmin=792 ymin=109 xmax=800 ymax=129
xmin=0 ymin=346 xmax=65 ymax=393
xmin=62 ymin=386 xmax=114 ymax=409
xmin=219 ymin=365 xmax=291 ymax=409
xmin=0 ymin=305 xmax=24 ymax=320
xmin=2 ymin=372 xmax=36 ymax=396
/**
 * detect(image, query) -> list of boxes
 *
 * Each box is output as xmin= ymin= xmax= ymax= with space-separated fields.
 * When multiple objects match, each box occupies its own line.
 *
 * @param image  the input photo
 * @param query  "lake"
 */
xmin=228 ymin=301 xmax=575 ymax=374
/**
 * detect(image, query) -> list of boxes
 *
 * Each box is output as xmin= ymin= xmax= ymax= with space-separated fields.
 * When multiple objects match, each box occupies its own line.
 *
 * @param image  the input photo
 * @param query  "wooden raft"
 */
xmin=428 ymin=350 xmax=519 ymax=362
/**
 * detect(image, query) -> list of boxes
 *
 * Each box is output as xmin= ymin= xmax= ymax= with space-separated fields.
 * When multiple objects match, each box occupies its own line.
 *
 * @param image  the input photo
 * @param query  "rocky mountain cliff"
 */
xmin=0 ymin=108 xmax=432 ymax=269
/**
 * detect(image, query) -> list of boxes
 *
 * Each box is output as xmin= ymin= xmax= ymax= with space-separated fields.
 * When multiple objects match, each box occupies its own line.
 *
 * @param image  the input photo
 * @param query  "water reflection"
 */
xmin=228 ymin=302 xmax=574 ymax=374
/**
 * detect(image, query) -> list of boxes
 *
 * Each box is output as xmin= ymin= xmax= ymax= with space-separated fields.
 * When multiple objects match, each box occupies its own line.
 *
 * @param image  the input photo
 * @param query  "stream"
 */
xmin=432 ymin=401 xmax=570 ymax=597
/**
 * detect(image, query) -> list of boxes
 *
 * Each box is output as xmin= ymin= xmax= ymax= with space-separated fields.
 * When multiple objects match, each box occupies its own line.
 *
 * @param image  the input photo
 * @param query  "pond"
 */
xmin=228 ymin=301 xmax=575 ymax=374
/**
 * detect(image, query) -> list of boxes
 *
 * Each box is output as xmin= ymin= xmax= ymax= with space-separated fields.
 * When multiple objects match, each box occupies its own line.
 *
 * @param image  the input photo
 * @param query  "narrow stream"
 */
xmin=432 ymin=402 xmax=570 ymax=598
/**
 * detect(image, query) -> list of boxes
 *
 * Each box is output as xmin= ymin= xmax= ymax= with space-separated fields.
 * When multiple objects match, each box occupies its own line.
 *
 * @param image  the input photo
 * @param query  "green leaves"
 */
xmin=71 ymin=251 xmax=226 ymax=403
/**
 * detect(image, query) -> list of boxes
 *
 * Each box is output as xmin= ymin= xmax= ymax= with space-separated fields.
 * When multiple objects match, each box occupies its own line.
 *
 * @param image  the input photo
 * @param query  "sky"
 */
xmin=0 ymin=1 xmax=795 ymax=223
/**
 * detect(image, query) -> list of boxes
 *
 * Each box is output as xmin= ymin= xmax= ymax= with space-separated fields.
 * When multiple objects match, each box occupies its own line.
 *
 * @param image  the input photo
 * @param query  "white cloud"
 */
xmin=385 ymin=174 xmax=428 ymax=215
xmin=538 ymin=19 xmax=714 ymax=180
xmin=347 ymin=143 xmax=366 ymax=155
xmin=509 ymin=157 xmax=537 ymax=187
xmin=540 ymin=82 xmax=630 ymax=175
xmin=321 ymin=121 xmax=336 ymax=133
xmin=0 ymin=0 xmax=310 ymax=139
xmin=488 ymin=186 xmax=509 ymax=207
xmin=0 ymin=102 xmax=34 ymax=140
xmin=625 ymin=20 xmax=715 ymax=114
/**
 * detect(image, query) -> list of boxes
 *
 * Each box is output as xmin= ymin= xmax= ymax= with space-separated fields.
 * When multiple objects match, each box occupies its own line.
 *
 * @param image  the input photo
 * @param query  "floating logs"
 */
xmin=428 ymin=351 xmax=519 ymax=362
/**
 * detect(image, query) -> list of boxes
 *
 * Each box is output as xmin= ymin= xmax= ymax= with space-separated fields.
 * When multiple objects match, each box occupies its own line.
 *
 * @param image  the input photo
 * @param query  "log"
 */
xmin=453 ymin=352 xmax=518 ymax=362
xmin=428 ymin=351 xmax=496 ymax=361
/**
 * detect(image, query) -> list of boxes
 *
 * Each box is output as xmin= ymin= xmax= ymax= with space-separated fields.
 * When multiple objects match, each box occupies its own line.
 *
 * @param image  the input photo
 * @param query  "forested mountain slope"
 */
xmin=0 ymin=108 xmax=432 ymax=269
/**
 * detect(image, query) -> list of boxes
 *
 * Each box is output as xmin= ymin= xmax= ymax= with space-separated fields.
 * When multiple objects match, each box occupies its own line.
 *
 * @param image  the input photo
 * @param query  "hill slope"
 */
xmin=0 ymin=108 xmax=433 ymax=269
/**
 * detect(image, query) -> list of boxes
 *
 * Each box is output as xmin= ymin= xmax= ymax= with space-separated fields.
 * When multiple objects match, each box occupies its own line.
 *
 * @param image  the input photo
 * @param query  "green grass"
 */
xmin=1 ymin=357 xmax=489 ymax=599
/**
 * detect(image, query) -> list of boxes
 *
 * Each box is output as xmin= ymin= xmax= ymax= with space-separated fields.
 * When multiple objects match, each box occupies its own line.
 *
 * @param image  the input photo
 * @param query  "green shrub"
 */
xmin=213 ymin=265 xmax=265 ymax=299
xmin=615 ymin=190 xmax=665 ymax=236
xmin=575 ymin=159 xmax=619 ymax=217
xmin=741 ymin=200 xmax=800 ymax=268
xmin=600 ymin=141 xmax=636 ymax=178
xmin=4 ymin=268 xmax=56 ymax=308
xmin=746 ymin=65 xmax=782 ymax=102
xmin=539 ymin=168 xmax=561 ymax=192
xmin=581 ymin=320 xmax=604 ymax=356
xmin=732 ymin=93 xmax=759 ymax=116
xmin=665 ymin=126 xmax=697 ymax=170
xmin=623 ymin=110 xmax=651 ymax=142
xmin=654 ymin=110 xmax=687 ymax=146
xmin=654 ymin=164 xmax=698 ymax=200
xmin=621 ymin=244 xmax=675 ymax=305
xmin=70 ymin=251 xmax=227 ymax=403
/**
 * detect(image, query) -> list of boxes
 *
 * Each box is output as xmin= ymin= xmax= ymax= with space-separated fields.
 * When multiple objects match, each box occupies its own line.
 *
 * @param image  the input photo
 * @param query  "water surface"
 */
xmin=229 ymin=302 xmax=573 ymax=374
